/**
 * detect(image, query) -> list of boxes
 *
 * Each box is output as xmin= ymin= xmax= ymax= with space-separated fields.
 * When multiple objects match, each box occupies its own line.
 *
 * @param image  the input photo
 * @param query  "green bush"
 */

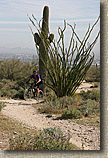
xmin=93 ymin=82 xmax=99 ymax=88
xmin=39 ymin=95 xmax=82 ymax=114
xmin=0 ymin=103 xmax=6 ymax=112
xmin=0 ymin=58 xmax=38 ymax=99
xmin=85 ymin=64 xmax=100 ymax=82
xmin=61 ymin=108 xmax=83 ymax=119
xmin=14 ymin=89 xmax=24 ymax=99
xmin=44 ymin=91 xmax=57 ymax=102
xmin=9 ymin=127 xmax=80 ymax=150
xmin=39 ymin=99 xmax=62 ymax=114
xmin=10 ymin=89 xmax=18 ymax=98
xmin=89 ymin=90 xmax=100 ymax=101
xmin=0 ymin=79 xmax=24 ymax=99
xmin=0 ymin=80 xmax=19 ymax=98
xmin=0 ymin=89 xmax=11 ymax=97
xmin=79 ymin=99 xmax=100 ymax=117
xmin=79 ymin=90 xmax=100 ymax=102
xmin=58 ymin=95 xmax=82 ymax=108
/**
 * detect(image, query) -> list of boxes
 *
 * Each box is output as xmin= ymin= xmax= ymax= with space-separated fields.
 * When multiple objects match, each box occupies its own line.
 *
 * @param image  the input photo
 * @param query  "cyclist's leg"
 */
xmin=32 ymin=83 xmax=36 ymax=97
xmin=36 ymin=83 xmax=39 ymax=96
xmin=36 ymin=81 xmax=42 ymax=97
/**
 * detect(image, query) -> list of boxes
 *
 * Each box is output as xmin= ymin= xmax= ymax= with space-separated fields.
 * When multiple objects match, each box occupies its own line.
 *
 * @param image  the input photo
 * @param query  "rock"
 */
xmin=13 ymin=131 xmax=17 ymax=135
xmin=46 ymin=115 xmax=52 ymax=118
xmin=69 ymin=136 xmax=83 ymax=149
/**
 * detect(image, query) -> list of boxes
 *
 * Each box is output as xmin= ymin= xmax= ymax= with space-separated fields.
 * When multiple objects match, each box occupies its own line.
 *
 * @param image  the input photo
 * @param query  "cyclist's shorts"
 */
xmin=37 ymin=81 xmax=42 ymax=88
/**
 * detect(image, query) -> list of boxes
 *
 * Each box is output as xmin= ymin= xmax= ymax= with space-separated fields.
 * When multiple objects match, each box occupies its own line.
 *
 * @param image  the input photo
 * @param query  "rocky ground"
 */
xmin=0 ymin=98 xmax=100 ymax=150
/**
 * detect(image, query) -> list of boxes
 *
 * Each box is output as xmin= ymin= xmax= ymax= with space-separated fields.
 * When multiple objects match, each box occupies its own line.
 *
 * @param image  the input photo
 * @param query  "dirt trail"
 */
xmin=0 ymin=98 xmax=100 ymax=150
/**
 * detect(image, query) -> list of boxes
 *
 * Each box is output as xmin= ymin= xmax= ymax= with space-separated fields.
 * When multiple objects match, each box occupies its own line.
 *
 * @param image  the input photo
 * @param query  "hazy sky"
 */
xmin=0 ymin=0 xmax=100 ymax=58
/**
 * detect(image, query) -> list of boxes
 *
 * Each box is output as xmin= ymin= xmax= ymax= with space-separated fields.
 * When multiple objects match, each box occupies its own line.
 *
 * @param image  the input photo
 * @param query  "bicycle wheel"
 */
xmin=39 ymin=90 xmax=43 ymax=98
xmin=24 ymin=88 xmax=32 ymax=100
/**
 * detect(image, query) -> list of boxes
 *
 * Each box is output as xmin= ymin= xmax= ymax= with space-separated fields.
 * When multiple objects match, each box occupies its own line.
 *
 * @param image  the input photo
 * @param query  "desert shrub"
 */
xmin=58 ymin=95 xmax=82 ymax=108
xmin=39 ymin=99 xmax=62 ymax=114
xmin=0 ymin=103 xmax=6 ymax=112
xmin=93 ymin=82 xmax=99 ymax=88
xmin=10 ymin=89 xmax=18 ymax=98
xmin=44 ymin=91 xmax=57 ymax=102
xmin=61 ymin=107 xmax=83 ymax=119
xmin=79 ymin=99 xmax=100 ymax=117
xmin=0 ymin=79 xmax=17 ymax=98
xmin=85 ymin=64 xmax=100 ymax=82
xmin=9 ymin=127 xmax=79 ymax=150
xmin=0 ymin=89 xmax=11 ymax=97
xmin=89 ymin=90 xmax=100 ymax=101
xmin=79 ymin=90 xmax=100 ymax=102
xmin=39 ymin=95 xmax=82 ymax=114
xmin=0 ymin=79 xmax=24 ymax=99
xmin=0 ymin=58 xmax=38 ymax=99
xmin=0 ymin=59 xmax=34 ymax=81
xmin=73 ymin=93 xmax=83 ymax=105
xmin=0 ymin=89 xmax=18 ymax=98
xmin=14 ymin=88 xmax=24 ymax=99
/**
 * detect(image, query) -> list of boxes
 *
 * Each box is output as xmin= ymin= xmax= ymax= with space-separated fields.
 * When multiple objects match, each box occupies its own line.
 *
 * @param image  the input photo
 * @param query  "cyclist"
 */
xmin=27 ymin=70 xmax=42 ymax=97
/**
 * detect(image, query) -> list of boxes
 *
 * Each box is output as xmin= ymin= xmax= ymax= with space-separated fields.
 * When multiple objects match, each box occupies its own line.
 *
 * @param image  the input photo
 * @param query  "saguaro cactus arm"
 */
xmin=34 ymin=6 xmax=54 ymax=46
xmin=49 ymin=33 xmax=54 ymax=43
xmin=34 ymin=33 xmax=41 ymax=46
xmin=42 ymin=6 xmax=49 ymax=36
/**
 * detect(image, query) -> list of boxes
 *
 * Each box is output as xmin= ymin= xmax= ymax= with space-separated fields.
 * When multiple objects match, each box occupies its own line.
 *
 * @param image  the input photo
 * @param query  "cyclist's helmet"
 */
xmin=33 ymin=70 xmax=37 ymax=74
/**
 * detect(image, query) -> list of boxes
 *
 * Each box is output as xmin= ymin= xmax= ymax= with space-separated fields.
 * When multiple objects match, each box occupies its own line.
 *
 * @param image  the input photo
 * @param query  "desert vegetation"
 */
xmin=9 ymin=127 xmax=80 ymax=150
xmin=0 ymin=5 xmax=100 ymax=150
xmin=0 ymin=58 xmax=38 ymax=99
xmin=85 ymin=64 xmax=100 ymax=82
xmin=29 ymin=7 xmax=100 ymax=97
xmin=0 ymin=59 xmax=100 ymax=150
xmin=38 ymin=89 xmax=100 ymax=121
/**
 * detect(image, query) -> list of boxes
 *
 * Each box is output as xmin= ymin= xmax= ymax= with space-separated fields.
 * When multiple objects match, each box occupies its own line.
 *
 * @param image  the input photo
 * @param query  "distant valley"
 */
xmin=0 ymin=47 xmax=100 ymax=64
xmin=0 ymin=47 xmax=37 ymax=62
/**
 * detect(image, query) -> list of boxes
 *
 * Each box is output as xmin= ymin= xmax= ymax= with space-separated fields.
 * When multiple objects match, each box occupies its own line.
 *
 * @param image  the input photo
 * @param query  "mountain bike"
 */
xmin=24 ymin=82 xmax=43 ymax=100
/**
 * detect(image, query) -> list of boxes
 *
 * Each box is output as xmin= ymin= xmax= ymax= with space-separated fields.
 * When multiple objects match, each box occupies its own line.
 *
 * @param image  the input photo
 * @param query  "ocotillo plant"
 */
xmin=30 ymin=6 xmax=54 ymax=94
xmin=29 ymin=11 xmax=100 ymax=97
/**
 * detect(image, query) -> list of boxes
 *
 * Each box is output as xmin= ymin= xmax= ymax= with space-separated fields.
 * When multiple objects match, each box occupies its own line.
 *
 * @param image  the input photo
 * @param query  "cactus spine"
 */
xmin=34 ymin=6 xmax=54 ymax=94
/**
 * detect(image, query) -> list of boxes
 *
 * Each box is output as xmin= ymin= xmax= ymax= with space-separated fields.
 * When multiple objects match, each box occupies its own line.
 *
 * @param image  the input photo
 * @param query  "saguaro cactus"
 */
xmin=34 ymin=6 xmax=54 ymax=94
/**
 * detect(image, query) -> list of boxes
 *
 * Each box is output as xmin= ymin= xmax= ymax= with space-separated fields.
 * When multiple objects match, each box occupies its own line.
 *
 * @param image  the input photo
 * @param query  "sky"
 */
xmin=0 ymin=0 xmax=100 ymax=59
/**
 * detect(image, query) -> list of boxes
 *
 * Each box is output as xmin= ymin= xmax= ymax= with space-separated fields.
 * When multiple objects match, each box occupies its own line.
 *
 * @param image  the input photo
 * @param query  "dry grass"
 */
xmin=72 ymin=114 xmax=100 ymax=127
xmin=0 ymin=113 xmax=80 ymax=150
xmin=0 ymin=113 xmax=37 ymax=150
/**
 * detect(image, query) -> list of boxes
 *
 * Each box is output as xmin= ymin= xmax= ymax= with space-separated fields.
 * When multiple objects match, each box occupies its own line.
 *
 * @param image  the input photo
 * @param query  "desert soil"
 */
xmin=0 ymin=82 xmax=100 ymax=150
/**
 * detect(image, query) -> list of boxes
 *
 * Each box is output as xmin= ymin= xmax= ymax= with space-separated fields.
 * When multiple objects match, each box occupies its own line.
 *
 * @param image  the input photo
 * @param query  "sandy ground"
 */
xmin=76 ymin=81 xmax=99 ymax=93
xmin=0 ymin=82 xmax=100 ymax=150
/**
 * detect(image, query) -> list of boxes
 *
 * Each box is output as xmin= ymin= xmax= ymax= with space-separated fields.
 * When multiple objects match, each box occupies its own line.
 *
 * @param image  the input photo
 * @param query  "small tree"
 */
xmin=29 ymin=14 xmax=100 ymax=97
